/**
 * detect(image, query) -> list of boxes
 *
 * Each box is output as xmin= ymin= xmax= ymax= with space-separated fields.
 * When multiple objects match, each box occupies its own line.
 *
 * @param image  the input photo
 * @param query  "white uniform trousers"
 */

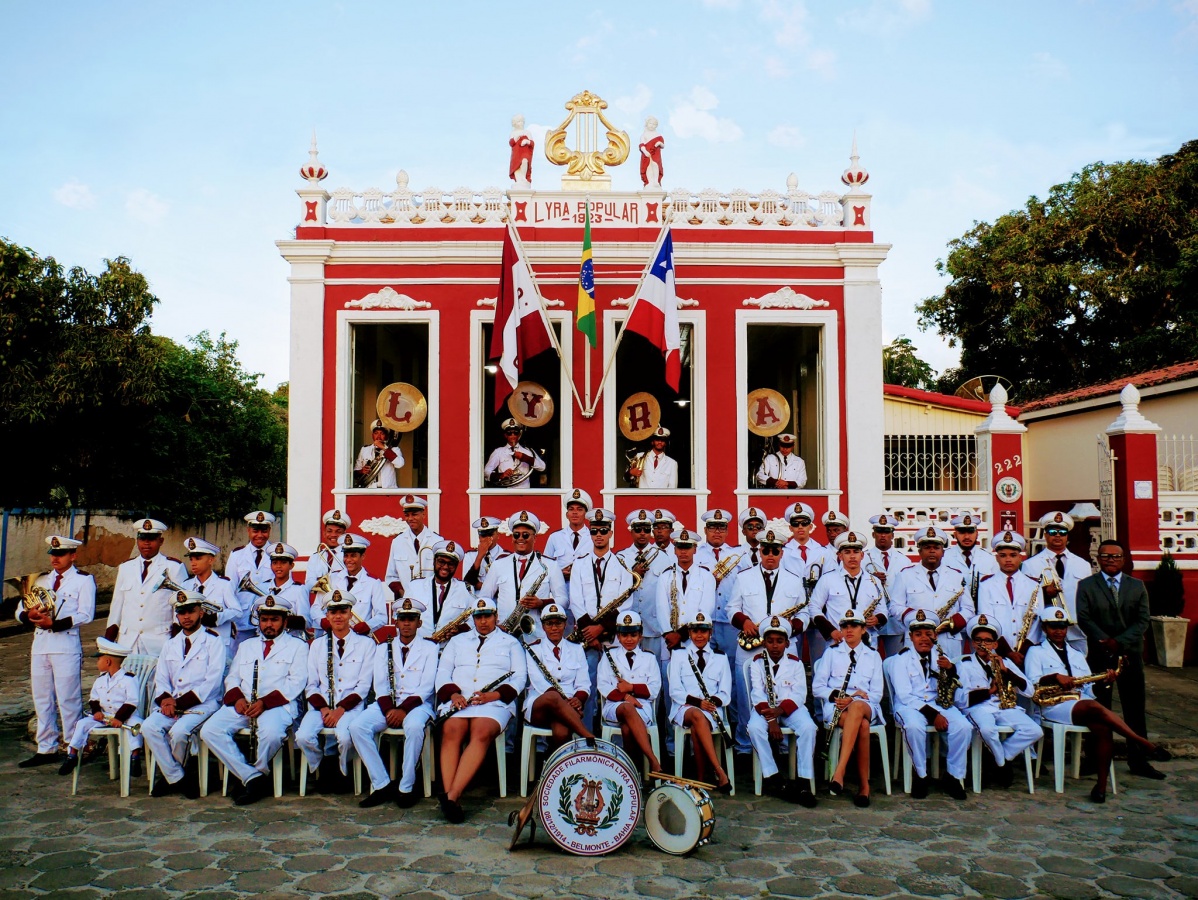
xmin=350 ymin=703 xmax=433 ymax=794
xmin=714 ymin=623 xmax=746 ymax=752
xmin=68 ymin=712 xmax=143 ymax=752
xmin=747 ymin=707 xmax=817 ymax=780
xmin=200 ymin=704 xmax=295 ymax=786
xmin=32 ymin=650 xmax=83 ymax=753
xmin=296 ymin=707 xmax=364 ymax=776
xmin=964 ymin=706 xmax=1043 ymax=765
xmin=894 ymin=703 xmax=972 ymax=779
xmin=142 ymin=704 xmax=218 ymax=783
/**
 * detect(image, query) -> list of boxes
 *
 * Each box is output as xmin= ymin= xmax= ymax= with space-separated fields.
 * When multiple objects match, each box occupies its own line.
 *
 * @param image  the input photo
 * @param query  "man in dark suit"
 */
xmin=1076 ymin=539 xmax=1162 ymax=779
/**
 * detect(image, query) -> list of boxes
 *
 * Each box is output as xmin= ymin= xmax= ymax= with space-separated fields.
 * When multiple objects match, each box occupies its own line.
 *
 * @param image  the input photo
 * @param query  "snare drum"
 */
xmin=536 ymin=738 xmax=643 ymax=855
xmin=644 ymin=782 xmax=716 ymax=855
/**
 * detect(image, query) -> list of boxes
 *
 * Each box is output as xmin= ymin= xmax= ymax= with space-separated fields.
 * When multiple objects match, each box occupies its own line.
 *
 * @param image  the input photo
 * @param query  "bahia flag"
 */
xmin=624 ymin=230 xmax=681 ymax=392
xmin=489 ymin=225 xmax=554 ymax=413
xmin=576 ymin=205 xmax=597 ymax=347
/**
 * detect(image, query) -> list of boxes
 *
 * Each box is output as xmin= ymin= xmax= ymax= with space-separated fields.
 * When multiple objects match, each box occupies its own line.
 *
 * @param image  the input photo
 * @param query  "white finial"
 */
xmin=786 ymin=172 xmax=798 ymax=191
xmin=974 ymin=380 xmax=1026 ymax=434
xmin=841 ymin=132 xmax=869 ymax=191
xmin=300 ymin=129 xmax=328 ymax=183
xmin=396 ymin=169 xmax=410 ymax=189
xmin=990 ymin=382 xmax=1008 ymax=409
xmin=1107 ymin=382 xmax=1161 ymax=434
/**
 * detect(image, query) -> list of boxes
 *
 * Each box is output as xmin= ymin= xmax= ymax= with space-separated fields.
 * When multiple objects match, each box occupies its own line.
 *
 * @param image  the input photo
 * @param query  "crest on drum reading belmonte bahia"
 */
xmin=537 ymin=741 xmax=641 ymax=855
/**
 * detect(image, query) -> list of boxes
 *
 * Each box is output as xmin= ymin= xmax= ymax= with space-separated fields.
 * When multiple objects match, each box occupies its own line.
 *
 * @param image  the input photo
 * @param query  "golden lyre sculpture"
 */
xmin=544 ymin=90 xmax=630 ymax=191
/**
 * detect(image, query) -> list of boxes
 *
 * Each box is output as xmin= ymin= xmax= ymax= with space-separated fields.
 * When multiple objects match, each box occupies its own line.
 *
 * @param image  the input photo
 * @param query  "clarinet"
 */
xmin=823 ymin=653 xmax=858 ymax=754
xmin=762 ymin=654 xmax=778 ymax=710
xmin=248 ymin=659 xmax=260 ymax=762
xmin=327 ymin=632 xmax=336 ymax=708
xmin=601 ymin=645 xmax=625 ymax=684
xmin=687 ymin=653 xmax=732 ymax=742
xmin=434 ymin=671 xmax=514 ymax=726
xmin=525 ymin=641 xmax=569 ymax=698
xmin=387 ymin=640 xmax=397 ymax=707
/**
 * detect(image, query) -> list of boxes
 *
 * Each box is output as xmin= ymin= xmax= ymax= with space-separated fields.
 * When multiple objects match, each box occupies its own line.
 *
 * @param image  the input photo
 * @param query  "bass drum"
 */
xmin=644 ymin=782 xmax=716 ymax=855
xmin=535 ymin=738 xmax=642 ymax=856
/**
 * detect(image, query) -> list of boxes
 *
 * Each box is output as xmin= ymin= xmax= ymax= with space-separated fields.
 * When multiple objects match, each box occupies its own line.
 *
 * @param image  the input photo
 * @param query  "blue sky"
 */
xmin=3 ymin=1 xmax=1195 ymax=391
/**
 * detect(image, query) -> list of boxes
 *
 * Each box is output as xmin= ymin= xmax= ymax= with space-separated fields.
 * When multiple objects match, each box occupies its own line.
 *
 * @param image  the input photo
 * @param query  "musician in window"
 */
xmin=483 ymin=418 xmax=545 ymax=489
xmin=355 ymin=420 xmax=404 ymax=489
xmin=627 ymin=426 xmax=678 ymax=489
xmin=1025 ymin=607 xmax=1170 ymax=803
xmin=756 ymin=433 xmax=807 ymax=489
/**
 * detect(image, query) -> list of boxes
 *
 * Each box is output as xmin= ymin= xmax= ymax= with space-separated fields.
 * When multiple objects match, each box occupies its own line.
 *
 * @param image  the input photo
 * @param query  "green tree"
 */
xmin=882 ymin=336 xmax=937 ymax=390
xmin=917 ymin=141 xmax=1198 ymax=396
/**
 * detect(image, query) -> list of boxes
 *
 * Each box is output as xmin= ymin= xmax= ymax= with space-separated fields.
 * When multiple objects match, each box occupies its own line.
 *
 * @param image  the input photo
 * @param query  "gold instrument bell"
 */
xmin=508 ymin=381 xmax=554 ymax=428
xmin=746 ymin=388 xmax=791 ymax=437
xmin=14 ymin=574 xmax=57 ymax=622
xmin=618 ymin=392 xmax=661 ymax=441
xmin=375 ymin=382 xmax=428 ymax=432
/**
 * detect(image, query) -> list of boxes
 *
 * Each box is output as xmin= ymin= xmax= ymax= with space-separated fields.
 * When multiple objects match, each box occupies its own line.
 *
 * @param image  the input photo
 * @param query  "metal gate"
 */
xmin=1096 ymin=435 xmax=1117 ymax=542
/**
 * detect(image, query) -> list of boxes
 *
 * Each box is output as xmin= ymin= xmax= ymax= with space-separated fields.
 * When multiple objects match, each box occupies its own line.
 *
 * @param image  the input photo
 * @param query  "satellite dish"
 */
xmin=954 ymin=375 xmax=1013 ymax=402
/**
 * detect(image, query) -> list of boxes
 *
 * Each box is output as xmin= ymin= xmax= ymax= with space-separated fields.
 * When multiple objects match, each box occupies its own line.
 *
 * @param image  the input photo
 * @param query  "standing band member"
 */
xmin=462 ymin=517 xmax=503 ymax=592
xmin=481 ymin=511 xmax=567 ymax=642
xmin=866 ymin=513 xmax=905 ymax=657
xmin=618 ymin=509 xmax=672 ymax=660
xmin=756 ymin=433 xmax=807 ymax=489
xmin=227 ymin=511 xmax=277 ymax=628
xmin=1023 ymin=511 xmax=1089 ymax=653
xmin=483 ymin=418 xmax=546 ymax=489
xmin=354 ymin=598 xmax=438 ymax=808
xmin=145 ymin=590 xmax=226 ymax=798
xmin=544 ymin=489 xmax=594 ymax=579
xmin=59 ymin=638 xmax=142 ymax=777
xmin=747 ymin=615 xmax=818 ymax=807
xmin=668 ymin=613 xmax=733 ymax=793
xmin=19 ymin=535 xmax=96 ymax=768
xmin=598 ymin=611 xmax=662 ymax=776
xmin=976 ymin=530 xmax=1042 ymax=669
xmin=356 ymin=419 xmax=404 ymax=489
xmin=889 ymin=527 xmax=970 ymax=655
xmin=330 ymin=533 xmax=389 ymax=634
xmin=305 ymin=509 xmax=350 ymax=592
xmin=107 ymin=519 xmax=186 ymax=656
xmin=199 ymin=595 xmax=309 ymax=805
xmin=182 ymin=537 xmax=241 ymax=657
xmin=523 ymin=603 xmax=594 ymax=750
xmin=628 ymin=426 xmax=678 ymax=489
xmin=385 ymin=496 xmax=445 ymax=598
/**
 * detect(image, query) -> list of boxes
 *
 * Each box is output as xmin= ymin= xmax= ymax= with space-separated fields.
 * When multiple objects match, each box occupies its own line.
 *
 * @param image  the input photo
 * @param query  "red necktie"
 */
xmin=553 ymin=646 xmax=561 ymax=661
xmin=800 ymin=546 xmax=808 ymax=562
xmin=963 ymin=549 xmax=972 ymax=567
xmin=263 ymin=640 xmax=273 ymax=659
xmin=1006 ymin=576 xmax=1015 ymax=603
xmin=883 ymin=551 xmax=890 ymax=570
xmin=402 ymin=645 xmax=409 ymax=664
xmin=255 ymin=549 xmax=263 ymax=568
xmin=141 ymin=560 xmax=151 ymax=582
xmin=713 ymin=548 xmax=720 ymax=560
xmin=518 ymin=557 xmax=528 ymax=580
xmin=52 ymin=573 xmax=62 ymax=592
xmin=654 ymin=456 xmax=659 ymax=469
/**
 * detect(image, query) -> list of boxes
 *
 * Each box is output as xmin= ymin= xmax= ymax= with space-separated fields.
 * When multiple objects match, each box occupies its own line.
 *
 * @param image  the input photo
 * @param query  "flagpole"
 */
xmin=505 ymin=221 xmax=588 ymax=417
xmin=586 ymin=218 xmax=671 ymax=417
xmin=584 ymin=195 xmax=592 ymax=411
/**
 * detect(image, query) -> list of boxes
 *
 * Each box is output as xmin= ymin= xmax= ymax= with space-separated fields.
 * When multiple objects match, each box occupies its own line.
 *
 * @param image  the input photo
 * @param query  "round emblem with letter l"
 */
xmin=376 ymin=382 xmax=428 ymax=432
xmin=995 ymin=476 xmax=1023 ymax=504
xmin=508 ymin=381 xmax=555 ymax=428
xmin=619 ymin=392 xmax=661 ymax=441
xmin=536 ymin=739 xmax=642 ymax=855
xmin=746 ymin=389 xmax=791 ymax=437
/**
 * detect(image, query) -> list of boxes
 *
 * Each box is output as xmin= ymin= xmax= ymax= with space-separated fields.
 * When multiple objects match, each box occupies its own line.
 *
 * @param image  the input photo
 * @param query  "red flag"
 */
xmin=489 ymin=226 xmax=553 ymax=413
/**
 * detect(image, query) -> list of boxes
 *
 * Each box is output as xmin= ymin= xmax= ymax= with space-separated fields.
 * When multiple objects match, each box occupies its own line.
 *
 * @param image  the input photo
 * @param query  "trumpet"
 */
xmin=711 ymin=552 xmax=744 ymax=586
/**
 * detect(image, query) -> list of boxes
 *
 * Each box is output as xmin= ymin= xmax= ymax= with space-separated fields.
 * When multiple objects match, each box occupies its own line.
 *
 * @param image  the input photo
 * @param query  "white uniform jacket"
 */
xmin=888 ymin=563 xmax=971 ymax=639
xmin=616 ymin=544 xmax=673 ymax=639
xmin=1023 ymin=549 xmax=1091 ymax=647
xmin=1024 ymin=641 xmax=1096 ymax=699
xmin=748 ymin=651 xmax=809 ymax=713
xmin=667 ymin=643 xmax=732 ymax=727
xmin=812 ymin=641 xmax=885 ymax=725
xmin=373 ymin=635 xmax=438 ymax=715
xmin=327 ymin=568 xmax=390 ymax=629
xmin=598 ymin=645 xmax=661 ymax=714
xmin=728 ymin=565 xmax=811 ymax=636
xmin=24 ymin=566 xmax=96 ymax=654
xmin=976 ymin=571 xmax=1044 ymax=651
xmin=183 ymin=573 xmax=242 ymax=649
xmin=224 ymin=632 xmax=309 ymax=714
xmin=694 ymin=542 xmax=744 ymax=625
xmin=88 ymin=669 xmax=141 ymax=720
xmin=523 ymin=637 xmax=591 ymax=719
xmin=864 ymin=546 xmax=908 ymax=635
xmin=259 ymin=579 xmax=313 ymax=632
xmin=306 ymin=630 xmax=375 ymax=711
xmin=435 ymin=629 xmax=528 ymax=719
xmin=954 ymin=653 xmax=1032 ymax=711
xmin=544 ymin=527 xmax=594 ymax=575
xmin=756 ymin=451 xmax=807 ymax=489
xmin=354 ymin=443 xmax=404 ymax=489
xmin=885 ymin=646 xmax=957 ymax=719
xmin=655 ymin=564 xmax=717 ymax=640
xmin=304 ymin=543 xmax=344 ymax=591
xmin=385 ymin=527 xmax=446 ymax=591
xmin=567 ymin=552 xmax=635 ymax=630
xmin=481 ymin=552 xmax=569 ymax=632
xmin=944 ymin=544 xmax=1000 ymax=583
xmin=153 ymin=626 xmax=225 ymax=711
xmin=781 ymin=539 xmax=831 ymax=581
xmin=482 ymin=442 xmax=546 ymax=489
xmin=462 ymin=546 xmax=502 ymax=591
xmin=808 ymin=568 xmax=885 ymax=639
xmin=635 ymin=451 xmax=679 ymax=489
xmin=108 ymin=553 xmax=188 ymax=652
xmin=227 ymin=543 xmax=274 ymax=633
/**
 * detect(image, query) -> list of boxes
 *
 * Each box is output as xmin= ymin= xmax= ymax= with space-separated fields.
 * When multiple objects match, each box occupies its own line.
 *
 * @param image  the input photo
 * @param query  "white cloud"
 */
xmin=837 ymin=0 xmax=931 ymax=34
xmin=768 ymin=125 xmax=807 ymax=149
xmin=763 ymin=55 xmax=791 ymax=79
xmin=701 ymin=0 xmax=740 ymax=8
xmin=611 ymin=85 xmax=653 ymax=126
xmin=1030 ymin=51 xmax=1069 ymax=80
xmin=669 ymin=87 xmax=743 ymax=143
xmin=53 ymin=180 xmax=96 ymax=210
xmin=761 ymin=0 xmax=812 ymax=50
xmin=125 ymin=188 xmax=169 ymax=225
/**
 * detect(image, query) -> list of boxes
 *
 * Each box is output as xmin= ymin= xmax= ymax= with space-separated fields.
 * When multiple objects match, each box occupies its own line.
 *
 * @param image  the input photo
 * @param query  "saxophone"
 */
xmin=566 ymin=571 xmax=642 ymax=644
xmin=501 ymin=565 xmax=548 ymax=634
xmin=933 ymin=580 xmax=968 ymax=635
xmin=1009 ymin=586 xmax=1042 ymax=655
xmin=427 ymin=607 xmax=473 ymax=644
xmin=934 ymin=645 xmax=960 ymax=709
xmin=992 ymin=655 xmax=1019 ymax=710
xmin=738 ymin=596 xmax=812 ymax=652
xmin=802 ymin=563 xmax=823 ymax=603
xmin=1032 ymin=656 xmax=1124 ymax=706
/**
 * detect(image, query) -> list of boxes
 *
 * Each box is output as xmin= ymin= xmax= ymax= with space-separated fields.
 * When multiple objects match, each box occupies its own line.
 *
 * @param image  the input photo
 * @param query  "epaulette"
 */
xmin=205 ymin=628 xmax=219 ymax=636
xmin=697 ymin=564 xmax=712 ymax=571
xmin=787 ymin=653 xmax=801 ymax=661
xmin=125 ymin=670 xmax=136 ymax=677
xmin=232 ymin=545 xmax=246 ymax=552
xmin=899 ymin=563 xmax=919 ymax=572
xmin=897 ymin=647 xmax=910 ymax=655
xmin=528 ymin=639 xmax=542 ymax=647
xmin=663 ymin=564 xmax=677 ymax=572
xmin=713 ymin=648 xmax=726 ymax=655
xmin=943 ymin=564 xmax=964 ymax=574
xmin=1020 ymin=572 xmax=1039 ymax=582
xmin=217 ymin=574 xmax=230 ymax=581
xmin=980 ymin=574 xmax=995 ymax=582
xmin=167 ymin=556 xmax=182 ymax=563
xmin=961 ymin=655 xmax=972 ymax=662
xmin=496 ymin=552 xmax=514 ymax=561
xmin=753 ymin=652 xmax=765 ymax=661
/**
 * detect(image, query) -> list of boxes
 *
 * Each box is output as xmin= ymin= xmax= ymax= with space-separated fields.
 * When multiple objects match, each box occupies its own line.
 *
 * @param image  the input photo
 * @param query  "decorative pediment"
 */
xmin=358 ymin=515 xmax=409 ymax=537
xmin=742 ymin=287 xmax=829 ymax=310
xmin=345 ymin=287 xmax=431 ymax=310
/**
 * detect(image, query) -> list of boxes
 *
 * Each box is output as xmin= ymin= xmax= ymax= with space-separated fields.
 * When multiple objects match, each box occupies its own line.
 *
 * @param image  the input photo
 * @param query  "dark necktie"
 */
xmin=401 ymin=645 xmax=409 ymax=665
xmin=773 ymin=662 xmax=780 ymax=678
xmin=477 ymin=635 xmax=486 ymax=653
xmin=553 ymin=645 xmax=561 ymax=661
xmin=1107 ymin=575 xmax=1118 ymax=596
xmin=595 ymin=558 xmax=606 ymax=587
xmin=1053 ymin=642 xmax=1073 ymax=675
xmin=141 ymin=560 xmax=151 ymax=582
xmin=713 ymin=548 xmax=721 ymax=560
xmin=763 ymin=571 xmax=775 ymax=604
xmin=697 ymin=649 xmax=706 ymax=672
xmin=751 ymin=548 xmax=758 ymax=566
xmin=963 ymin=549 xmax=972 ymax=567
xmin=920 ymin=654 xmax=930 ymax=679
xmin=197 ymin=583 xmax=205 ymax=595
xmin=413 ymin=535 xmax=420 ymax=556
xmin=254 ymin=549 xmax=263 ymax=568
xmin=849 ymin=647 xmax=857 ymax=668
xmin=883 ymin=551 xmax=890 ymax=570
xmin=347 ymin=575 xmax=356 ymax=591
xmin=184 ymin=637 xmax=191 ymax=656
xmin=572 ymin=532 xmax=580 ymax=551
xmin=627 ymin=651 xmax=635 ymax=668
xmin=1056 ymin=555 xmax=1066 ymax=578
xmin=52 ymin=573 xmax=62 ymax=592
xmin=1006 ymin=576 xmax=1015 ymax=603
xmin=927 ymin=569 xmax=936 ymax=590
xmin=337 ymin=638 xmax=345 ymax=658
xmin=682 ymin=569 xmax=689 ymax=592
xmin=263 ymin=639 xmax=273 ymax=659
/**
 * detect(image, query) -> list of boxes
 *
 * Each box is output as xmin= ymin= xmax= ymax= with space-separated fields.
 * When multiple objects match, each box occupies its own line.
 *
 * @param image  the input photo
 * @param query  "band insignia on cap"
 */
xmin=187 ymin=538 xmax=196 ymax=550
xmin=713 ymin=510 xmax=723 ymax=521
xmin=401 ymin=599 xmax=414 ymax=610
xmin=770 ymin=616 xmax=781 ymax=627
xmin=916 ymin=610 xmax=927 ymax=622
xmin=265 ymin=597 xmax=276 ymax=607
xmin=332 ymin=510 xmax=342 ymax=520
xmin=331 ymin=591 xmax=341 ymax=602
xmin=879 ymin=515 xmax=888 ymax=525
xmin=519 ymin=511 xmax=529 ymax=523
xmin=679 ymin=530 xmax=690 ymax=541
xmin=572 ymin=489 xmax=581 ymax=499
xmin=978 ymin=614 xmax=989 ymax=625
xmin=344 ymin=534 xmax=352 ymax=545
xmin=654 ymin=509 xmax=661 ymax=518
xmin=275 ymin=543 xmax=284 ymax=553
xmin=623 ymin=614 xmax=633 ymax=625
xmin=177 ymin=591 xmax=187 ymax=602
xmin=256 ymin=512 xmax=266 ymax=523
xmin=1053 ymin=513 xmax=1064 ymax=523
xmin=765 ymin=530 xmax=776 ymax=542
xmin=847 ymin=532 xmax=857 ymax=542
xmin=447 ymin=541 xmax=456 ymax=553
xmin=749 ymin=507 xmax=757 ymax=517
xmin=638 ymin=510 xmax=647 ymax=519
xmin=696 ymin=613 xmax=707 ymax=622
xmin=142 ymin=519 xmax=152 ymax=530
xmin=50 ymin=537 xmax=61 ymax=548
xmin=1054 ymin=609 xmax=1065 ymax=619
xmin=963 ymin=515 xmax=972 ymax=526
xmin=926 ymin=527 xmax=936 ymax=538
xmin=1003 ymin=531 xmax=1014 ymax=542
xmin=477 ymin=599 xmax=486 ymax=608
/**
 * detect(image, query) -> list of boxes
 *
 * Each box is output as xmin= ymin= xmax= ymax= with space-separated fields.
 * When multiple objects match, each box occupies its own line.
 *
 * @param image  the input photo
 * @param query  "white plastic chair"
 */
xmin=198 ymin=730 xmax=287 ymax=798
xmin=600 ymin=723 xmax=661 ymax=781
xmin=71 ymin=654 xmax=157 ymax=797
xmin=970 ymin=726 xmax=1035 ymax=794
xmin=826 ymin=722 xmax=892 ymax=795
xmin=1034 ymin=721 xmax=1117 ymax=795
xmin=519 ymin=723 xmax=554 ymax=797
xmin=894 ymin=723 xmax=942 ymax=794
xmin=739 ymin=660 xmax=813 ymax=796
xmin=377 ymin=724 xmax=434 ymax=797
xmin=297 ymin=728 xmax=362 ymax=796
xmin=673 ymin=723 xmax=736 ymax=795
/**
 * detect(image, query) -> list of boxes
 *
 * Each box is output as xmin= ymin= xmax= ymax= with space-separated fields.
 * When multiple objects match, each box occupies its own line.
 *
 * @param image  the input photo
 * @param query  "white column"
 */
xmin=839 ymin=244 xmax=891 ymax=527
xmin=277 ymin=240 xmax=334 ymax=552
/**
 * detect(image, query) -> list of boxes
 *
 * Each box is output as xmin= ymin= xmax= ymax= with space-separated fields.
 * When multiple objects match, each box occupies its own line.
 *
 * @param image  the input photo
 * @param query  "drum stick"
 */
xmin=649 ymin=771 xmax=716 ymax=791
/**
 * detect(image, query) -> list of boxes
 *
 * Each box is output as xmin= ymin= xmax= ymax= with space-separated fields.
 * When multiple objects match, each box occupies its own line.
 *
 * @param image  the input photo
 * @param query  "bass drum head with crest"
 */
xmin=536 ymin=738 xmax=642 ymax=856
xmin=644 ymin=782 xmax=715 ymax=855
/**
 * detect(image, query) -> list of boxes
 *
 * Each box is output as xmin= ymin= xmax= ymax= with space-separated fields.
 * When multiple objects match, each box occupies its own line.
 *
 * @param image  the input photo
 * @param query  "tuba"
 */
xmin=13 ymin=573 xmax=57 ymax=624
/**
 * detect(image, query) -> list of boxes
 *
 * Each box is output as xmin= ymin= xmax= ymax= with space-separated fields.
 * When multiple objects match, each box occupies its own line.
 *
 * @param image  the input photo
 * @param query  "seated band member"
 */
xmin=524 ymin=603 xmax=594 ymax=751
xmin=483 ymin=418 xmax=546 ymax=489
xmin=1025 ymin=607 xmax=1170 ymax=803
xmin=434 ymin=598 xmax=528 ymax=822
xmin=355 ymin=419 xmax=404 ymax=489
xmin=756 ymin=432 xmax=807 ymax=489
xmin=955 ymin=615 xmax=1042 ymax=788
xmin=182 ymin=537 xmax=242 ymax=657
xmin=628 ymin=426 xmax=678 ymax=489
xmin=145 ymin=590 xmax=226 ymax=798
xmin=812 ymin=609 xmax=884 ymax=807
xmin=59 ymin=637 xmax=142 ymax=777
xmin=304 ymin=509 xmax=349 ymax=592
xmin=354 ymin=598 xmax=438 ymax=808
xmin=199 ymin=595 xmax=309 ymax=805
xmin=976 ymin=530 xmax=1043 ymax=669
xmin=667 ymin=612 xmax=733 ymax=793
xmin=746 ymin=615 xmax=818 ymax=807
xmin=884 ymin=609 xmax=971 ymax=800
xmin=597 ymin=611 xmax=662 ymax=776
xmin=295 ymin=591 xmax=375 ymax=793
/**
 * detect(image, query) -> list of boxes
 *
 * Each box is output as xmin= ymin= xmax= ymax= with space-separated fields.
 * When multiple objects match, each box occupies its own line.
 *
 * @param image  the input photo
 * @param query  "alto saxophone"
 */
xmin=566 ymin=571 xmax=642 ymax=644
xmin=934 ymin=645 xmax=960 ymax=709
xmin=1032 ymin=656 xmax=1124 ymax=707
xmin=427 ymin=607 xmax=473 ymax=644
xmin=992 ymin=655 xmax=1019 ymax=710
xmin=738 ymin=596 xmax=812 ymax=652
xmin=933 ymin=580 xmax=968 ymax=635
xmin=501 ymin=565 xmax=548 ymax=634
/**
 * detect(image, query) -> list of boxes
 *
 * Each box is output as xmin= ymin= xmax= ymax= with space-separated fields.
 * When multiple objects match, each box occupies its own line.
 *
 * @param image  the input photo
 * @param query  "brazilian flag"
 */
xmin=576 ymin=205 xmax=596 ymax=347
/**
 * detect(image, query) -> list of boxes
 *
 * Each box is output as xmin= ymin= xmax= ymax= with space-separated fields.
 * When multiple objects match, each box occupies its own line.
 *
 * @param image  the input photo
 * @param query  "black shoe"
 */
xmin=151 ymin=778 xmax=178 ymax=798
xmin=130 ymin=756 xmax=142 ymax=779
xmin=182 ymin=771 xmax=201 ymax=800
xmin=1090 ymin=785 xmax=1106 ymax=804
xmin=828 ymin=780 xmax=844 ymax=797
xmin=1129 ymin=764 xmax=1167 ymax=780
xmin=1149 ymin=745 xmax=1173 ymax=764
xmin=19 ymin=752 xmax=61 ymax=769
xmin=911 ymin=775 xmax=928 ymax=799
xmin=762 ymin=774 xmax=786 ymax=799
xmin=439 ymin=794 xmax=464 ymax=823
xmin=58 ymin=755 xmax=78 ymax=776
xmin=795 ymin=788 xmax=818 ymax=809
xmin=359 ymin=783 xmax=395 ymax=809
xmin=715 ymin=780 xmax=733 ymax=795
xmin=234 ymin=775 xmax=270 ymax=806
xmin=942 ymin=776 xmax=967 ymax=800
xmin=995 ymin=762 xmax=1015 ymax=788
xmin=853 ymin=792 xmax=871 ymax=808
xmin=396 ymin=788 xmax=419 ymax=808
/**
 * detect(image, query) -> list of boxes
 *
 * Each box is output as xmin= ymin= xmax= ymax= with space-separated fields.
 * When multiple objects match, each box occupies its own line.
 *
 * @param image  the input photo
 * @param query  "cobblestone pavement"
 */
xmin=2 ymin=622 xmax=1196 ymax=899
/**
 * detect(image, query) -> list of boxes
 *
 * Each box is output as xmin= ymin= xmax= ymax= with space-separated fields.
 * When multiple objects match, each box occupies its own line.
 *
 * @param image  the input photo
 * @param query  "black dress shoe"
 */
xmin=994 ymin=762 xmax=1015 ymax=788
xmin=1129 ymin=764 xmax=1167 ymax=780
xmin=761 ymin=774 xmax=786 ymax=798
xmin=439 ymin=793 xmax=465 ymax=823
xmin=795 ymin=787 xmax=818 ymax=809
xmin=151 ymin=778 xmax=178 ymax=798
xmin=828 ymin=780 xmax=844 ymax=797
xmin=1150 ymin=745 xmax=1173 ymax=763
xmin=853 ymin=792 xmax=871 ymax=808
xmin=911 ymin=775 xmax=928 ymax=799
xmin=234 ymin=775 xmax=270 ymax=806
xmin=359 ymin=783 xmax=395 ymax=808
xmin=19 ymin=752 xmax=61 ymax=769
xmin=130 ymin=757 xmax=142 ymax=779
xmin=58 ymin=755 xmax=78 ymax=776
xmin=716 ymin=780 xmax=733 ymax=795
xmin=943 ymin=777 xmax=967 ymax=801
xmin=182 ymin=771 xmax=201 ymax=800
xmin=1090 ymin=785 xmax=1106 ymax=804
xmin=395 ymin=789 xmax=419 ymax=808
